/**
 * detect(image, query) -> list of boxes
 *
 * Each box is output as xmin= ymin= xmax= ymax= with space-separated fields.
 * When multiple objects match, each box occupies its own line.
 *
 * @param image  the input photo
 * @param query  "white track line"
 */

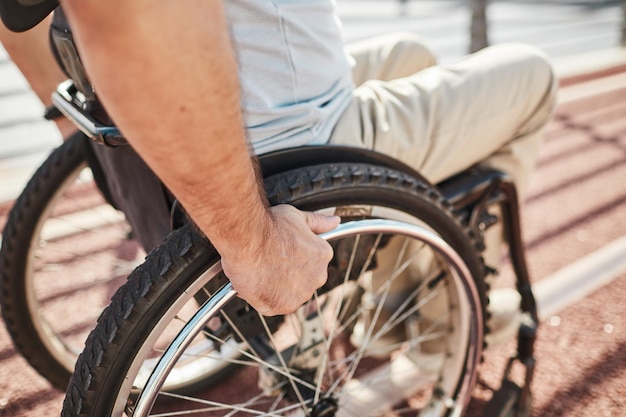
xmin=40 ymin=205 xmax=125 ymax=241
xmin=0 ymin=205 xmax=125 ymax=244
xmin=534 ymin=235 xmax=626 ymax=320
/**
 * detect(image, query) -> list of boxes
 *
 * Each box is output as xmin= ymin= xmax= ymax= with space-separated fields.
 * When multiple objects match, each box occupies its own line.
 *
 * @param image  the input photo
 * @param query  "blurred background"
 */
xmin=339 ymin=0 xmax=624 ymax=61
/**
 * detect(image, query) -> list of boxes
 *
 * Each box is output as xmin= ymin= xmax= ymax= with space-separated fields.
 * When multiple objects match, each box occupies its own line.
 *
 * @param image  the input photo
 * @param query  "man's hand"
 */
xmin=221 ymin=205 xmax=340 ymax=316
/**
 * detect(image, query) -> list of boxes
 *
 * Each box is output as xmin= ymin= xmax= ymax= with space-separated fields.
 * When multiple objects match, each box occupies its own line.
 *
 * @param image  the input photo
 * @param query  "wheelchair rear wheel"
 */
xmin=0 ymin=134 xmax=132 ymax=390
xmin=62 ymin=162 xmax=487 ymax=417
xmin=0 ymin=134 xmax=239 ymax=392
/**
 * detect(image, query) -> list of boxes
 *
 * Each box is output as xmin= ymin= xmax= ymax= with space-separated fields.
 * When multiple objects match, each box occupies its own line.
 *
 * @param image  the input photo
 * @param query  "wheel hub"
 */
xmin=310 ymin=396 xmax=339 ymax=417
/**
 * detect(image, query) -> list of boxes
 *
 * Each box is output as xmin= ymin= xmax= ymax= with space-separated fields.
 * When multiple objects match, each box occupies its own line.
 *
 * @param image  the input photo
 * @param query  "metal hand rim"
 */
xmin=133 ymin=218 xmax=485 ymax=416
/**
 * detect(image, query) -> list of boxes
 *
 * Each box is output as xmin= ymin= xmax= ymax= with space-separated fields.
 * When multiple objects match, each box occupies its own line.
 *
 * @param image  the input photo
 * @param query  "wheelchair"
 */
xmin=0 ymin=11 xmax=539 ymax=417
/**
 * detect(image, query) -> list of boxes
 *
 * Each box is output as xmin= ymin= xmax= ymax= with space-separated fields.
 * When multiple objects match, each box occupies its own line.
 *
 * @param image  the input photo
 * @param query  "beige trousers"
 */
xmin=332 ymin=32 xmax=557 ymax=196
xmin=330 ymin=33 xmax=558 ymax=317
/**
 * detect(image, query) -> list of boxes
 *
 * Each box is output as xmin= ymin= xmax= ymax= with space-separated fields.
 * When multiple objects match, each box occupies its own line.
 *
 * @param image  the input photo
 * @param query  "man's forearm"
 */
xmin=62 ymin=0 xmax=340 ymax=315
xmin=62 ymin=0 xmax=272 ymax=258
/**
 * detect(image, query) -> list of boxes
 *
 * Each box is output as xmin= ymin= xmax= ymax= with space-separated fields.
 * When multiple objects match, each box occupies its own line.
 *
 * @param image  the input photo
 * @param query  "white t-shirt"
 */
xmin=224 ymin=0 xmax=354 ymax=155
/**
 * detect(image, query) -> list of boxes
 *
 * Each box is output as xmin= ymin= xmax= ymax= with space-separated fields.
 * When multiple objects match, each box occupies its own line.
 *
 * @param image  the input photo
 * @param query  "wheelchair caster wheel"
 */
xmin=483 ymin=379 xmax=532 ymax=417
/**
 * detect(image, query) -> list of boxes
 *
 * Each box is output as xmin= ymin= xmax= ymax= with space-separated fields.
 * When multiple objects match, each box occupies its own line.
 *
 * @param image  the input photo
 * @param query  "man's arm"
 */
xmin=0 ymin=15 xmax=75 ymax=137
xmin=62 ymin=0 xmax=339 ymax=315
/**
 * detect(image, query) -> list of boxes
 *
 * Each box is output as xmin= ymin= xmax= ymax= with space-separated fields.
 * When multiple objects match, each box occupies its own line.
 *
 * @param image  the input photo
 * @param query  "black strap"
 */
xmin=0 ymin=0 xmax=58 ymax=32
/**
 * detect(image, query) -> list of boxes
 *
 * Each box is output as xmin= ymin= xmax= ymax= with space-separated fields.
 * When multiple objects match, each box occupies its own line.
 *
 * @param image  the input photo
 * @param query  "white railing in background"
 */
xmin=465 ymin=0 xmax=625 ymax=52
xmin=622 ymin=0 xmax=626 ymax=45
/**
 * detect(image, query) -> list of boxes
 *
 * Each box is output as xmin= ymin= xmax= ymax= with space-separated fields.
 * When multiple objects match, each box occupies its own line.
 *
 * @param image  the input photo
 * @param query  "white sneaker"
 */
xmin=485 ymin=288 xmax=522 ymax=347
xmin=349 ymin=299 xmax=407 ymax=358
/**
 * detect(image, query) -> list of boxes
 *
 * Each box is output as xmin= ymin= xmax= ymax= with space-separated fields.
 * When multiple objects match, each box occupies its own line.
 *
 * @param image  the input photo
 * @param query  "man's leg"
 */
xmin=332 ymin=40 xmax=557 ymax=351
xmin=346 ymin=32 xmax=436 ymax=86
xmin=332 ymin=42 xmax=557 ymax=191
xmin=344 ymin=34 xmax=444 ymax=354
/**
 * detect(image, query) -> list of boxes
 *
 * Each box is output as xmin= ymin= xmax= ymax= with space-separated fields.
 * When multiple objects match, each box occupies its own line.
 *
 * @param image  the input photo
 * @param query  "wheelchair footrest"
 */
xmin=483 ymin=379 xmax=532 ymax=417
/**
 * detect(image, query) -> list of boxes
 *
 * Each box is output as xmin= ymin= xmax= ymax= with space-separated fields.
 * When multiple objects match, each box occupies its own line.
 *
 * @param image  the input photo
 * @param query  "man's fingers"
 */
xmin=270 ymin=204 xmax=340 ymax=234
xmin=304 ymin=211 xmax=341 ymax=234
xmin=228 ymin=205 xmax=339 ymax=316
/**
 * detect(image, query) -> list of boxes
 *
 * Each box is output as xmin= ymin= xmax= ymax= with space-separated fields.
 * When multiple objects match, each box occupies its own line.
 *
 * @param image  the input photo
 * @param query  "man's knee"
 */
xmin=488 ymin=43 xmax=558 ymax=123
xmin=385 ymin=32 xmax=437 ymax=70
xmin=517 ymin=44 xmax=558 ymax=125
xmin=494 ymin=43 xmax=556 ymax=93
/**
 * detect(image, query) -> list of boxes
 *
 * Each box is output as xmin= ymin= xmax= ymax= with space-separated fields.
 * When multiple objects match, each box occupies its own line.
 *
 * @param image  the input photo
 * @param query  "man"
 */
xmin=0 ymin=0 xmax=557 ymax=323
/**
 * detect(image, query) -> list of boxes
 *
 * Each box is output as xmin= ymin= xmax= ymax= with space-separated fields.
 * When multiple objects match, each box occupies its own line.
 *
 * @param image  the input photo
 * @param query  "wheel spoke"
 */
xmin=328 ymin=245 xmax=422 ymax=395
xmin=258 ymin=314 xmax=310 ymax=413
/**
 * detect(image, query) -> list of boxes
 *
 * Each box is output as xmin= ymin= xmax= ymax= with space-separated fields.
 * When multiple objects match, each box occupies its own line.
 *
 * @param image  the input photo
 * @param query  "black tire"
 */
xmin=62 ymin=162 xmax=488 ymax=417
xmin=0 ymin=134 xmax=139 ymax=390
xmin=0 ymin=134 xmax=240 ymax=392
